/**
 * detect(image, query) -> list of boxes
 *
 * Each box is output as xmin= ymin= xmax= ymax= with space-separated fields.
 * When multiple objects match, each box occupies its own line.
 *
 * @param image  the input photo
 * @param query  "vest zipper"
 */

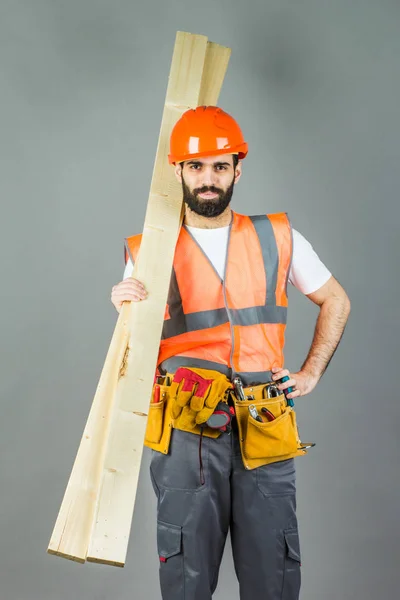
xmin=184 ymin=212 xmax=236 ymax=381
xmin=222 ymin=214 xmax=235 ymax=381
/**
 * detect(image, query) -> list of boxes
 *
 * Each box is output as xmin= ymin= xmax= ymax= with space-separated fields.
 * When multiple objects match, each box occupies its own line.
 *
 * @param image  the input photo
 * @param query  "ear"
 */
xmin=174 ymin=163 xmax=183 ymax=183
xmin=234 ymin=160 xmax=242 ymax=185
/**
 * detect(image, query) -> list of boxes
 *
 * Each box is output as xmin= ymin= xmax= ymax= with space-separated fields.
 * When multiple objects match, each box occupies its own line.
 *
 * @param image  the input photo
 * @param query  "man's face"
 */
xmin=175 ymin=154 xmax=242 ymax=218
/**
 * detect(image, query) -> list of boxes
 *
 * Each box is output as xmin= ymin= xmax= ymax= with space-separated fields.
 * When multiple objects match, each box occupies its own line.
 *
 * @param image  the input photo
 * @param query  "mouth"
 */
xmin=198 ymin=191 xmax=219 ymax=199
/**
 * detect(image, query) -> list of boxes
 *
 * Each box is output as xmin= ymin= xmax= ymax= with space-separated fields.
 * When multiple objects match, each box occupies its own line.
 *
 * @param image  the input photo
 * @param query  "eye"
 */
xmin=190 ymin=164 xmax=201 ymax=170
xmin=216 ymin=165 xmax=227 ymax=171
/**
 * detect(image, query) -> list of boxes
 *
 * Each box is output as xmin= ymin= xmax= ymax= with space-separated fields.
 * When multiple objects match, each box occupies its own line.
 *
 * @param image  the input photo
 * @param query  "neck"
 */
xmin=183 ymin=206 xmax=233 ymax=229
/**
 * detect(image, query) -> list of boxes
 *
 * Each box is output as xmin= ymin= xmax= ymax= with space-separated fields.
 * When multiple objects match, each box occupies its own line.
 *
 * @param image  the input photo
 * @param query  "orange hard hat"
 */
xmin=168 ymin=106 xmax=248 ymax=165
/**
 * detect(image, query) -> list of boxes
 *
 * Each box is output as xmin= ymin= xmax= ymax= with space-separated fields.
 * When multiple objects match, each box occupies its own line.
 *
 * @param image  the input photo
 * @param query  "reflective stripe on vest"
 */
xmin=124 ymin=211 xmax=292 ymax=386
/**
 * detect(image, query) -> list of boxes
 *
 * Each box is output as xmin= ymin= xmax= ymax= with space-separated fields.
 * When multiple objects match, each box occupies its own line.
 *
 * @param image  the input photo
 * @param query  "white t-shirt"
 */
xmin=123 ymin=225 xmax=331 ymax=295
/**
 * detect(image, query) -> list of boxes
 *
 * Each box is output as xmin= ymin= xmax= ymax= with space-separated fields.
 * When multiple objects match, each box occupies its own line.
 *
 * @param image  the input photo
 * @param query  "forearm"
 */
xmin=301 ymin=295 xmax=351 ymax=381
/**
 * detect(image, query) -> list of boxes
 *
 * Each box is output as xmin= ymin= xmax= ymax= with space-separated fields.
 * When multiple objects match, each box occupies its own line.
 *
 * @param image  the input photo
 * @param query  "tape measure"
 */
xmin=205 ymin=401 xmax=235 ymax=432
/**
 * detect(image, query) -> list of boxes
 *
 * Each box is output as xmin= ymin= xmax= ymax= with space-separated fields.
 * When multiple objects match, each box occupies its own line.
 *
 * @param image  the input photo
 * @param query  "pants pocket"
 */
xmin=145 ymin=399 xmax=165 ymax=445
xmin=282 ymin=528 xmax=301 ymax=599
xmin=157 ymin=520 xmax=184 ymax=598
xmin=244 ymin=406 xmax=299 ymax=460
xmin=150 ymin=429 xmax=209 ymax=491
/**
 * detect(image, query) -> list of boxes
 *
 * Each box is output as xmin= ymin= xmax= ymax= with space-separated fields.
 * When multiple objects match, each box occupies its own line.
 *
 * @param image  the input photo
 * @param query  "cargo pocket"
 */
xmin=244 ymin=407 xmax=298 ymax=460
xmin=157 ymin=520 xmax=184 ymax=598
xmin=282 ymin=528 xmax=301 ymax=599
xmin=145 ymin=399 xmax=165 ymax=445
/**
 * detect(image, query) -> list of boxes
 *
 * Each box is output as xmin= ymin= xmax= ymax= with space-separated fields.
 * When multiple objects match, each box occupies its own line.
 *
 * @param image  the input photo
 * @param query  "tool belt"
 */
xmin=144 ymin=367 xmax=309 ymax=469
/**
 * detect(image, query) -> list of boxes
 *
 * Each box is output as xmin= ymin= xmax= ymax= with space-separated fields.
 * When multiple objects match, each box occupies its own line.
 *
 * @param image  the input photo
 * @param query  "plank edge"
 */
xmin=47 ymin=549 xmax=86 ymax=564
xmin=86 ymin=556 xmax=125 ymax=568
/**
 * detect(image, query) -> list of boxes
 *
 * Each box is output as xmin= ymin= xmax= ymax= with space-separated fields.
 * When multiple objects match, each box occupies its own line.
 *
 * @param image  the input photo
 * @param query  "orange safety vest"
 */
xmin=124 ymin=211 xmax=292 ymax=386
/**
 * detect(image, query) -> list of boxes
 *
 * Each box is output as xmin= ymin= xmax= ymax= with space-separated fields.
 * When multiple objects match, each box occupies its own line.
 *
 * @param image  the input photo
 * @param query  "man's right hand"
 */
xmin=111 ymin=278 xmax=148 ymax=313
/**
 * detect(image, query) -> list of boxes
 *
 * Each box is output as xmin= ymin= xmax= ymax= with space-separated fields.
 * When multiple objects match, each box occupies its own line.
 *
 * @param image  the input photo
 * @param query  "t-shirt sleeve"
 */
xmin=288 ymin=228 xmax=332 ymax=294
xmin=123 ymin=257 xmax=134 ymax=280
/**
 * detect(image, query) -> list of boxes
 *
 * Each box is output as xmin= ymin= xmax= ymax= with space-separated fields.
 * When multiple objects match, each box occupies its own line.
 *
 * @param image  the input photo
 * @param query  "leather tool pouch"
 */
xmin=234 ymin=390 xmax=307 ymax=470
xmin=145 ymin=377 xmax=310 ymax=463
xmin=245 ymin=406 xmax=298 ymax=458
xmin=144 ymin=372 xmax=225 ymax=455
xmin=144 ymin=384 xmax=173 ymax=454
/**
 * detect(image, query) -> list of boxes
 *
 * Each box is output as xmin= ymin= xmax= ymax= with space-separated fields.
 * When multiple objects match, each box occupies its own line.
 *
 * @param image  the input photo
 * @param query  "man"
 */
xmin=111 ymin=106 xmax=351 ymax=599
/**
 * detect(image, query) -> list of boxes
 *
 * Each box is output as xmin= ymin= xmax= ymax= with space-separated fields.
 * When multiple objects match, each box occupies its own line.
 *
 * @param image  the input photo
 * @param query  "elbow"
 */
xmin=325 ymin=289 xmax=351 ymax=317
xmin=343 ymin=293 xmax=351 ymax=317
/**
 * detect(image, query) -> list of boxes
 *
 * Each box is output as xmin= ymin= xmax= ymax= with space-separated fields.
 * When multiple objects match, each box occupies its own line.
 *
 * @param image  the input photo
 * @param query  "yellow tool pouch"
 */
xmin=144 ymin=383 xmax=173 ymax=454
xmin=144 ymin=367 xmax=232 ymax=454
xmin=234 ymin=384 xmax=308 ymax=470
xmin=169 ymin=366 xmax=233 ymax=425
xmin=169 ymin=366 xmax=232 ymax=439
xmin=144 ymin=373 xmax=310 ymax=466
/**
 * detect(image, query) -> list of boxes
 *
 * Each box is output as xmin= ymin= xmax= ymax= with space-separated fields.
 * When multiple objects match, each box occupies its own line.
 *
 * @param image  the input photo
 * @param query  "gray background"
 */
xmin=1 ymin=0 xmax=399 ymax=598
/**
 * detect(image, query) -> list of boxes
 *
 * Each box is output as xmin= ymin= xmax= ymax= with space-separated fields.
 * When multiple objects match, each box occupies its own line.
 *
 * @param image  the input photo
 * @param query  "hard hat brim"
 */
xmin=168 ymin=143 xmax=248 ymax=165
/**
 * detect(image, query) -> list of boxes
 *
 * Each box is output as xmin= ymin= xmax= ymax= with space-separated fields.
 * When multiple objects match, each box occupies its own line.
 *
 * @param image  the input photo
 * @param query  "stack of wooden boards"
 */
xmin=47 ymin=31 xmax=232 ymax=568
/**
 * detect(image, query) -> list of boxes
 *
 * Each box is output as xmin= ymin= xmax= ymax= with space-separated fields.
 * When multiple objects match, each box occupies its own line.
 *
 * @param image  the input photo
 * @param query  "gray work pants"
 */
xmin=149 ymin=424 xmax=301 ymax=600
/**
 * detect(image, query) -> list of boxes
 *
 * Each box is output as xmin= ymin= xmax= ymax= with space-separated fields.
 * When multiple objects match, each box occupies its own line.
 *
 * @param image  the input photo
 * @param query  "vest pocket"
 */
xmin=157 ymin=520 xmax=184 ymax=597
xmin=282 ymin=528 xmax=301 ymax=599
xmin=145 ymin=399 xmax=165 ymax=445
xmin=244 ymin=407 xmax=298 ymax=460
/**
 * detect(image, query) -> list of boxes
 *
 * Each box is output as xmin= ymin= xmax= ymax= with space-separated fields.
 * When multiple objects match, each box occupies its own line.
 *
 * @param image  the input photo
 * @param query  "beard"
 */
xmin=182 ymin=176 xmax=235 ymax=218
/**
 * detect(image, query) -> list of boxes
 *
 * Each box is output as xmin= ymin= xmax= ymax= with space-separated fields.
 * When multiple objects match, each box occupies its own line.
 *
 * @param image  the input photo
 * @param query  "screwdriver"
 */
xmin=277 ymin=375 xmax=295 ymax=408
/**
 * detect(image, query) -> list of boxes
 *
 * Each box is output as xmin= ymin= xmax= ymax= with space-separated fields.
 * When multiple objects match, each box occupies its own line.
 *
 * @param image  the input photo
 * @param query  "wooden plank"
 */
xmin=198 ymin=41 xmax=231 ymax=105
xmin=86 ymin=35 xmax=231 ymax=567
xmin=48 ymin=31 xmax=210 ymax=565
xmin=47 ymin=32 xmax=207 ymax=565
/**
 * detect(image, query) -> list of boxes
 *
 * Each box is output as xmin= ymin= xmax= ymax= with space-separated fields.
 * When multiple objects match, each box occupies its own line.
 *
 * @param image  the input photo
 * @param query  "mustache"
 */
xmin=194 ymin=186 xmax=223 ymax=195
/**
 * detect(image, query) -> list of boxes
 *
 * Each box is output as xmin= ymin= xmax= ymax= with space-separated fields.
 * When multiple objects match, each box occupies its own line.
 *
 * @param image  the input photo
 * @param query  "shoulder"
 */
xmin=292 ymin=227 xmax=310 ymax=248
xmin=289 ymin=228 xmax=332 ymax=294
xmin=237 ymin=211 xmax=292 ymax=232
xmin=238 ymin=211 xmax=290 ymax=222
xmin=125 ymin=232 xmax=142 ymax=245
xmin=125 ymin=233 xmax=142 ymax=250
xmin=291 ymin=228 xmax=323 ymax=256
xmin=124 ymin=233 xmax=142 ymax=265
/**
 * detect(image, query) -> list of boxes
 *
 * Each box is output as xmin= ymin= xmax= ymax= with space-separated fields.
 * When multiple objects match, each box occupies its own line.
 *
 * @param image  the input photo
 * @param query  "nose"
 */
xmin=200 ymin=166 xmax=218 ymax=187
